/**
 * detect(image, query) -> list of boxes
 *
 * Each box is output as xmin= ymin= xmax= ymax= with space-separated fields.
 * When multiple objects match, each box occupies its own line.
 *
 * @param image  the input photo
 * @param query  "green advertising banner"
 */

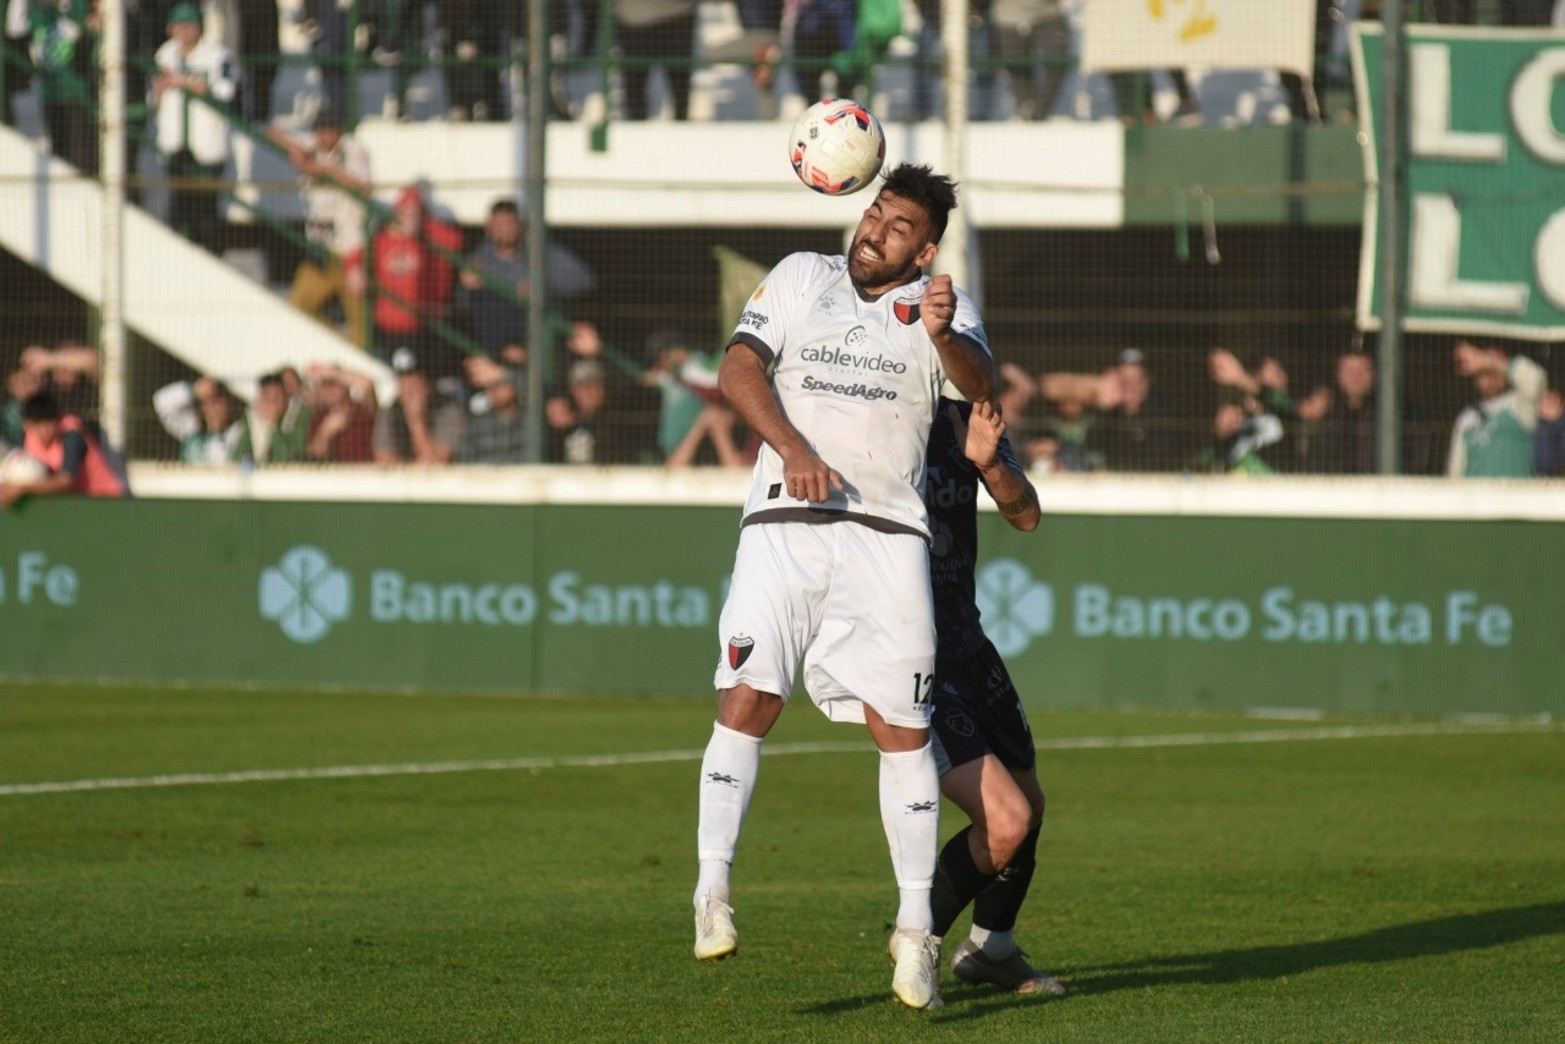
xmin=1353 ymin=25 xmax=1565 ymax=340
xmin=0 ymin=499 xmax=1559 ymax=716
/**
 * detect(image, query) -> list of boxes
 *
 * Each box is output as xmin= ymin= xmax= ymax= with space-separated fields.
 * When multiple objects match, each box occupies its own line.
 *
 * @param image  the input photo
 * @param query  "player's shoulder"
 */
xmin=778 ymin=251 xmax=847 ymax=279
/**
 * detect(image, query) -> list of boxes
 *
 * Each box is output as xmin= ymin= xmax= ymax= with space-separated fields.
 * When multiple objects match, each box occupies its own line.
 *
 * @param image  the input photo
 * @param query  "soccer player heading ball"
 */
xmin=694 ymin=164 xmax=996 ymax=1010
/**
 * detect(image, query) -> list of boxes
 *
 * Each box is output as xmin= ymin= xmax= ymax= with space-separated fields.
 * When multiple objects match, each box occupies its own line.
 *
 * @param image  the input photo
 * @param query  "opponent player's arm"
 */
xmin=922 ymin=274 xmax=996 ymax=404
xmin=719 ymin=341 xmax=842 ymax=504
xmin=960 ymin=400 xmax=1040 ymax=532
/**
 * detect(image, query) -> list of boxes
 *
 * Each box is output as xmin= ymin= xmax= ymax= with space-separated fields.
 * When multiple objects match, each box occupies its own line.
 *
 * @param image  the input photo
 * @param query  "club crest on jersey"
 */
xmin=945 ymin=710 xmax=978 ymax=739
xmin=728 ymin=635 xmax=755 ymax=669
xmin=893 ymin=298 xmax=921 ymax=325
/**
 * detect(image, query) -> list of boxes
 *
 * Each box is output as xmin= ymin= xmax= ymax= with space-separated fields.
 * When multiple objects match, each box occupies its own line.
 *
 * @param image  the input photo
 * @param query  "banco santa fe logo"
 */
xmin=259 ymin=546 xmax=352 ymax=643
xmin=974 ymin=558 xmax=1054 ymax=656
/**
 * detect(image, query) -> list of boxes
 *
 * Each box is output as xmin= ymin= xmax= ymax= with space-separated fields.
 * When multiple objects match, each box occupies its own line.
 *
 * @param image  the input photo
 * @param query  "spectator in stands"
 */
xmin=274 ymin=104 xmax=372 ymax=346
xmin=4 ymin=0 xmax=34 ymax=127
xmin=153 ymin=2 xmax=240 ymax=254
xmin=19 ymin=342 xmax=100 ymax=430
xmin=153 ymin=375 xmax=247 ymax=463
xmin=991 ymin=0 xmax=1071 ymax=121
xmin=1295 ymin=349 xmax=1375 ymax=473
xmin=1206 ymin=347 xmax=1295 ymax=470
xmin=303 ymin=0 xmax=351 ymax=116
xmin=351 ymin=182 xmax=464 ymax=373
xmin=1447 ymin=340 xmax=1547 ymax=478
xmin=547 ymin=357 xmax=622 ymax=464
xmin=374 ymin=346 xmax=464 ymax=464
xmin=2 ymin=353 xmax=49 ymax=449
xmin=458 ymin=355 xmax=529 ymax=463
xmin=439 ymin=0 xmax=509 ymax=121
xmin=1533 ymin=388 xmax=1565 ymax=477
xmin=238 ymin=0 xmax=281 ymax=122
xmin=0 ymin=391 xmax=127 ymax=506
xmin=1041 ymin=349 xmax=1184 ymax=472
xmin=641 ymin=327 xmax=743 ymax=468
xmin=702 ymin=0 xmax=784 ymax=118
xmin=911 ymin=0 xmax=995 ymax=121
xmin=794 ymin=0 xmax=860 ymax=103
xmin=302 ymin=362 xmax=378 ymax=462
xmin=365 ymin=0 xmax=427 ymax=119
xmin=614 ymin=0 xmax=697 ymax=120
xmin=236 ymin=370 xmax=309 ymax=464
xmin=1189 ymin=393 xmax=1284 ymax=475
xmin=23 ymin=0 xmax=100 ymax=174
xmin=457 ymin=198 xmax=596 ymax=366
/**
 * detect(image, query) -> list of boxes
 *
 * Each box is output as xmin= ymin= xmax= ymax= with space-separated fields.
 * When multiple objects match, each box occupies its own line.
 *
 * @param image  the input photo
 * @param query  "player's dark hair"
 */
xmin=490 ymin=199 xmax=520 ymax=218
xmin=258 ymin=372 xmax=286 ymax=391
xmin=878 ymin=163 xmax=958 ymax=243
xmin=22 ymin=391 xmax=61 ymax=422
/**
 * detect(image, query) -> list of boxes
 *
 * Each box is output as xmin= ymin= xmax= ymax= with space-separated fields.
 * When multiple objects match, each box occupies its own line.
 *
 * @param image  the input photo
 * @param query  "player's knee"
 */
xmin=716 ymin=684 xmax=784 ymax=737
xmin=989 ymin=796 xmax=1032 ymax=868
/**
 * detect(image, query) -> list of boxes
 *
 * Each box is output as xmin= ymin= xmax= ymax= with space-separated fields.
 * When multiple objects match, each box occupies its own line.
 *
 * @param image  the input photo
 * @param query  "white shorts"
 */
xmin=713 ymin=521 xmax=937 ymax=729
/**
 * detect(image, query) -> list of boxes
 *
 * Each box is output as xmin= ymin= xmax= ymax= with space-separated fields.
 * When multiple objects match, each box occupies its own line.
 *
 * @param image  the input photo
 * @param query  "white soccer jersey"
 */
xmin=730 ymin=251 xmax=989 ymax=539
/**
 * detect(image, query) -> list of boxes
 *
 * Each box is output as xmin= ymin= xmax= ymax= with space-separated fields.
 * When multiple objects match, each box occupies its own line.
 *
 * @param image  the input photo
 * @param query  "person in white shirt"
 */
xmin=692 ymin=162 xmax=996 ymax=1011
xmin=152 ymin=2 xmax=239 ymax=253
xmin=269 ymin=105 xmax=373 ymax=346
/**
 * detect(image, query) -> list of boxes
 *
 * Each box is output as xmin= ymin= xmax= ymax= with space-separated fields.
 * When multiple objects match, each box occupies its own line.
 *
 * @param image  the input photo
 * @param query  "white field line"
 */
xmin=0 ymin=721 xmax=1558 ymax=798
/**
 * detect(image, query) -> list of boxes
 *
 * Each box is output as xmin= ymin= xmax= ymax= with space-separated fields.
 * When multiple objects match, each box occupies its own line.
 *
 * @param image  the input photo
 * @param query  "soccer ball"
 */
xmin=0 ymin=449 xmax=47 ymax=485
xmin=788 ymin=99 xmax=886 ymax=196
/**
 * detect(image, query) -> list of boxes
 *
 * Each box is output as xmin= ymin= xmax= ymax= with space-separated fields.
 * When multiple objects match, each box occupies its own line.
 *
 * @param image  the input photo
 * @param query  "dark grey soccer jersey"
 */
xmin=924 ymin=398 xmax=1022 ymax=659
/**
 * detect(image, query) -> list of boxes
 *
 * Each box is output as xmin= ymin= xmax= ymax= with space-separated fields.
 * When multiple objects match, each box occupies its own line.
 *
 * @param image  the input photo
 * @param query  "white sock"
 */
xmin=970 ymin=926 xmax=1015 ymax=959
xmin=879 ymin=741 xmax=939 ymax=933
xmin=695 ymin=722 xmax=762 ymax=906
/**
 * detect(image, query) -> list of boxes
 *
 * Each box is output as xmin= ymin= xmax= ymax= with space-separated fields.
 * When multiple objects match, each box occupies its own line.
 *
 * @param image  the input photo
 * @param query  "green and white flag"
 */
xmin=1353 ymin=25 xmax=1565 ymax=341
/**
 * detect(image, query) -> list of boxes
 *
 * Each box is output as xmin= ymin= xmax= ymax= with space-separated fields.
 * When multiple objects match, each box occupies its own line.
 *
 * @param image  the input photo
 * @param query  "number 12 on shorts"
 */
xmin=912 ymin=671 xmax=933 ymax=707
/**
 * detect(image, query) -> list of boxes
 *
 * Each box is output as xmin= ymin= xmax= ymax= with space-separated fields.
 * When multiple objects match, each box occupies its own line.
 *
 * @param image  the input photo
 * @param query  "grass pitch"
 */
xmin=1 ymin=684 xmax=1562 ymax=1043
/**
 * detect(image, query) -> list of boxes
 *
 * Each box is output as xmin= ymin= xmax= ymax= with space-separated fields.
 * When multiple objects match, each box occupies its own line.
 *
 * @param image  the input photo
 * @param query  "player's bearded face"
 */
xmin=849 ymin=194 xmax=932 ymax=290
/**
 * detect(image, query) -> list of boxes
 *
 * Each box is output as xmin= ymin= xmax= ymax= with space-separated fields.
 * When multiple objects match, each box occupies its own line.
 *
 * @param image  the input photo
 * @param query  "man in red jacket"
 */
xmin=349 ymin=184 xmax=465 ymax=377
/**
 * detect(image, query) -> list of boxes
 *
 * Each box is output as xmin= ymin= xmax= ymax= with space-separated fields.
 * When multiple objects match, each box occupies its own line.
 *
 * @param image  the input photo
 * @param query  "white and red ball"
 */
xmin=788 ymin=99 xmax=886 ymax=196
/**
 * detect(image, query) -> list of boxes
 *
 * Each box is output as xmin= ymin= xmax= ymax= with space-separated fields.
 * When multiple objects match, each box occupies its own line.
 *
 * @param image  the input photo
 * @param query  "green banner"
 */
xmin=0 ymin=500 xmax=1559 ymax=715
xmin=1353 ymin=25 xmax=1565 ymax=340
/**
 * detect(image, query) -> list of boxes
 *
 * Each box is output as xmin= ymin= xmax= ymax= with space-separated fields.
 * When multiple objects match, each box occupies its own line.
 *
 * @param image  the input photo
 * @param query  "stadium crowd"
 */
xmin=3 ymin=1 xmax=1565 ymax=491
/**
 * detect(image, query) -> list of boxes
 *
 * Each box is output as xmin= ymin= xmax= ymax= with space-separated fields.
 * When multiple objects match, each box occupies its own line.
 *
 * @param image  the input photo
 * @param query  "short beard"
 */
xmin=847 ymin=237 xmax=914 ymax=292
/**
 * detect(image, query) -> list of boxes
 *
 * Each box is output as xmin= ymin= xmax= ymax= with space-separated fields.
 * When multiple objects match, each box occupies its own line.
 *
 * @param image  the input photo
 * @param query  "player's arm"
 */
xmin=956 ymin=400 xmax=1040 ymax=532
xmin=922 ymin=274 xmax=995 ymax=404
xmin=719 ymin=340 xmax=842 ymax=504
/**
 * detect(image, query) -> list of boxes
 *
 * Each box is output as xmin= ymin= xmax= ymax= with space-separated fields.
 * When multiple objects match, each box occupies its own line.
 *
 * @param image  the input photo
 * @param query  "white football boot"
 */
xmin=887 ymin=927 xmax=944 ymax=1009
xmin=693 ymin=896 xmax=738 ymax=961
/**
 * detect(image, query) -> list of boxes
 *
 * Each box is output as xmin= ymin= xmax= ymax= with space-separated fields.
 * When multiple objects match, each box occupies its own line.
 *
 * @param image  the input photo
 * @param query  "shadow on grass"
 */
xmin=795 ymin=903 xmax=1565 ymax=1018
xmin=1074 ymin=901 xmax=1565 ymax=994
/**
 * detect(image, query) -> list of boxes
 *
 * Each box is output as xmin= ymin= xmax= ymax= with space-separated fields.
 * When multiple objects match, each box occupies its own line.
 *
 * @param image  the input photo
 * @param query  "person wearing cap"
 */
xmin=347 ymin=182 xmax=464 ymax=372
xmin=372 ymin=347 xmax=465 ymax=465
xmin=152 ymin=2 xmax=239 ymax=254
xmin=546 ymin=358 xmax=608 ymax=464
xmin=270 ymin=102 xmax=373 ymax=346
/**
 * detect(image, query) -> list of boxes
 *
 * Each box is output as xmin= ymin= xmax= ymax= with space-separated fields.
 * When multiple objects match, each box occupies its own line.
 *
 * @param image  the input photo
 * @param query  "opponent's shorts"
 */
xmin=930 ymin=636 xmax=1037 ymax=776
xmin=713 ymin=521 xmax=937 ymax=730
